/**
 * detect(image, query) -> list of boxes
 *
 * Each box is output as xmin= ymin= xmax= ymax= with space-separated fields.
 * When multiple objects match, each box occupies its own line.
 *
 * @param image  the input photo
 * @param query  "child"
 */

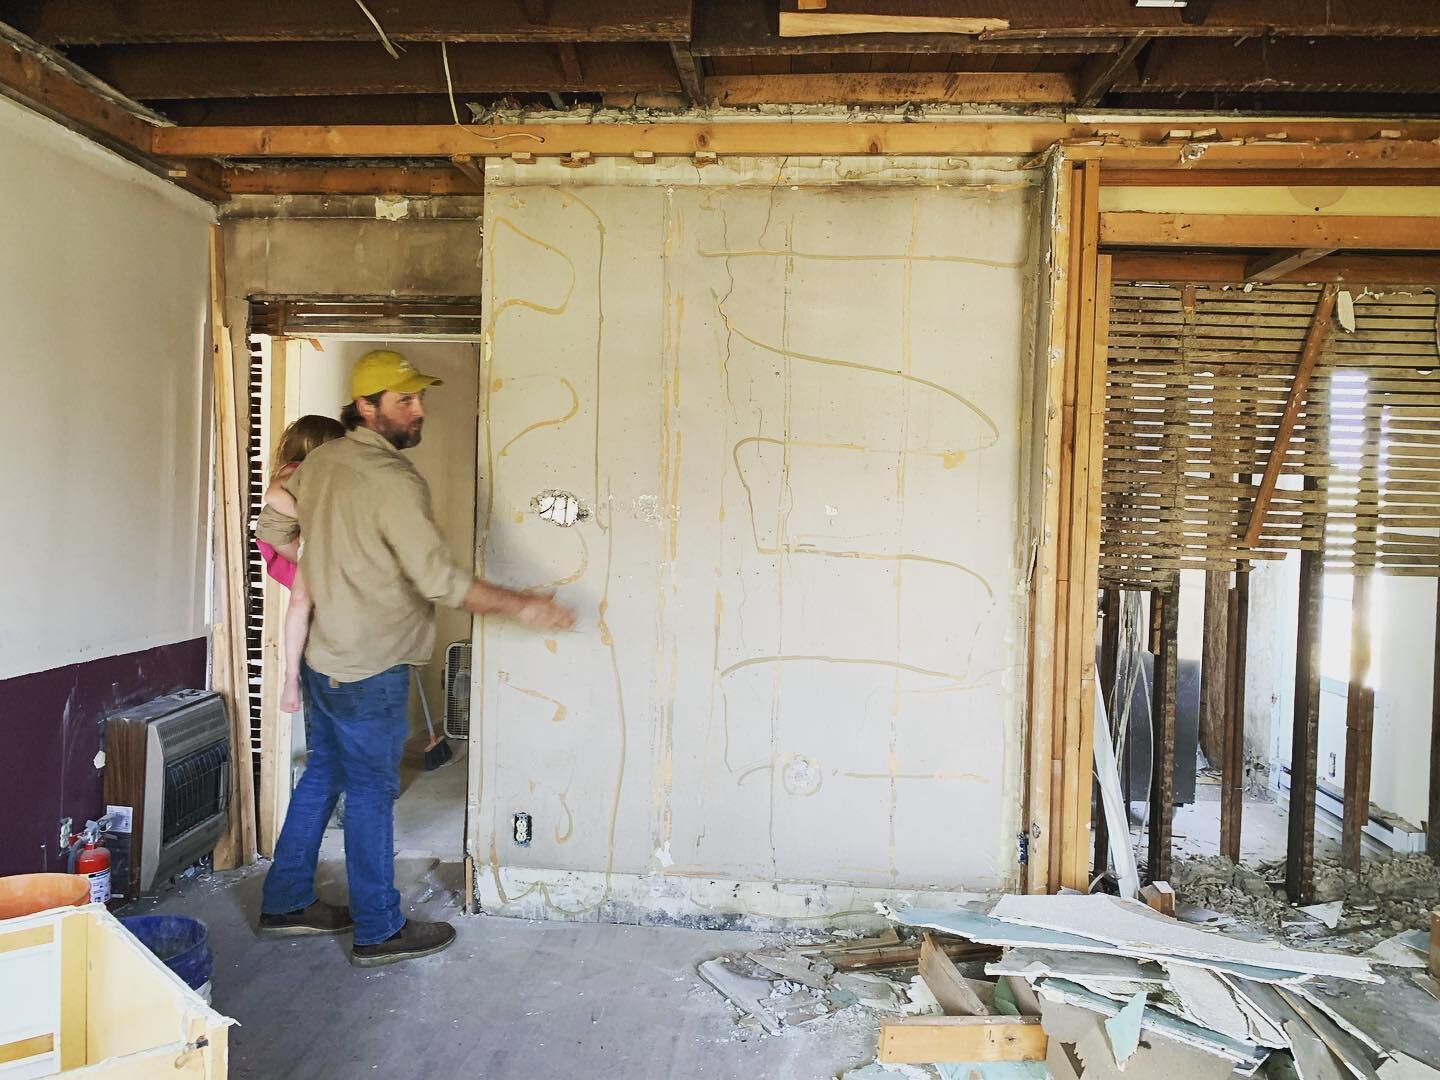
xmin=255 ymin=415 xmax=345 ymax=713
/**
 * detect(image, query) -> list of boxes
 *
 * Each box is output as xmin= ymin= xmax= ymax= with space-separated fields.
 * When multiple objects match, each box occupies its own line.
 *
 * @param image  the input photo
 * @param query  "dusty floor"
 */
xmin=125 ymin=750 xmax=879 ymax=1080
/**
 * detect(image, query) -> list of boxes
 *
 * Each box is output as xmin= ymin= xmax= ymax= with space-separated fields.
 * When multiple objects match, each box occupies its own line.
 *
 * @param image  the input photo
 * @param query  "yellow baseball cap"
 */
xmin=349 ymin=349 xmax=443 ymax=399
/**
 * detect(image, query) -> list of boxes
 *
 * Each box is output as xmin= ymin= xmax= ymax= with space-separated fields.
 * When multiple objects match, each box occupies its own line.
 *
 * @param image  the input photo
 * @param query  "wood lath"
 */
xmin=1101 ymin=281 xmax=1440 ymax=590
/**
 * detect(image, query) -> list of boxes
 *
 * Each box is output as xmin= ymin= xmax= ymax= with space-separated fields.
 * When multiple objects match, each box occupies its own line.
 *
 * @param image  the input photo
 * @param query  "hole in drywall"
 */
xmin=532 ymin=489 xmax=588 ymax=527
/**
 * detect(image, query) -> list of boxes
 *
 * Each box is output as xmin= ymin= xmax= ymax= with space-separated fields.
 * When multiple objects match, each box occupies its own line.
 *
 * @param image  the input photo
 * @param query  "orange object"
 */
xmin=0 ymin=873 xmax=89 ymax=919
xmin=74 ymin=841 xmax=112 ymax=904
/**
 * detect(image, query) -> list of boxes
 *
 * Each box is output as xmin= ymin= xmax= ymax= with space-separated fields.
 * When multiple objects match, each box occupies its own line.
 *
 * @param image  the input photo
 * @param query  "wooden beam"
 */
xmin=1101 ymin=213 xmax=1440 ymax=251
xmin=8 ymin=0 xmax=694 ymax=43
xmin=1220 ymin=567 xmax=1249 ymax=862
xmin=919 ymin=934 xmax=991 ymax=1017
xmin=668 ymin=42 xmax=705 ymax=103
xmin=1077 ymin=34 xmax=1149 ymax=107
xmin=1242 ymin=284 xmax=1337 ymax=548
xmin=146 ymin=118 xmax=1440 ymax=161
xmin=878 ymin=1017 xmax=1046 ymax=1066
xmin=1342 ymin=571 xmax=1374 ymax=870
xmin=706 ymin=71 xmax=1075 ymax=105
xmin=1148 ymin=586 xmax=1179 ymax=884
xmin=222 ymin=166 xmax=481 ymax=196
xmin=450 ymin=154 xmax=485 ymax=186
xmin=67 ymin=42 xmax=682 ymax=98
xmin=1101 ymin=168 xmax=1440 ymax=187
xmin=1126 ymin=37 xmax=1440 ymax=94
xmin=1287 ymin=494 xmax=1324 ymax=905
xmin=1199 ymin=569 xmax=1229 ymax=765
xmin=0 ymin=32 xmax=151 ymax=149
xmin=780 ymin=9 xmax=1010 ymax=37
xmin=1110 ymin=252 xmax=1440 ymax=285
xmin=1245 ymin=248 xmax=1338 ymax=282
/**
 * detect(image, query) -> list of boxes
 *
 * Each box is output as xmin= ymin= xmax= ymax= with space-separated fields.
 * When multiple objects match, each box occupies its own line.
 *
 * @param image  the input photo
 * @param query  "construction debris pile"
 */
xmin=701 ymin=893 xmax=1440 ymax=1079
xmin=1176 ymin=854 xmax=1440 ymax=949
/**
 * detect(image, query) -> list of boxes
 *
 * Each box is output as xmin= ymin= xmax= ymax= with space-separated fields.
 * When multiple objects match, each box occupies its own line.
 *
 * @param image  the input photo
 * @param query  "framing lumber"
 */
xmin=1220 ymin=567 xmax=1249 ymax=863
xmin=1109 ymin=252 xmax=1440 ymax=285
xmin=68 ymin=42 xmax=682 ymax=98
xmin=450 ymin=154 xmax=485 ymax=187
xmin=8 ymin=1 xmax=695 ymax=44
xmin=668 ymin=42 xmax=705 ymax=104
xmin=1101 ymin=168 xmax=1440 ymax=187
xmin=780 ymin=10 xmax=1009 ymax=37
xmin=1246 ymin=248 xmax=1338 ymax=283
xmin=1126 ymin=37 xmax=1440 ymax=95
xmin=147 ymin=120 xmax=1440 ymax=162
xmin=1101 ymin=213 xmax=1440 ymax=251
xmin=1341 ymin=571 xmax=1374 ymax=870
xmin=1432 ymin=588 xmax=1440 ymax=864
xmin=1148 ymin=586 xmax=1179 ymax=884
xmin=222 ymin=166 xmax=481 ymax=196
xmin=1077 ymin=34 xmax=1149 ymax=108
xmin=878 ymin=1017 xmax=1046 ymax=1066
xmin=1287 ymin=478 xmax=1324 ymax=905
xmin=919 ymin=934 xmax=991 ymax=1016
xmin=209 ymin=225 xmax=258 ymax=871
xmin=256 ymin=337 xmax=292 ymax=861
xmin=706 ymin=71 xmax=1075 ymax=105
xmin=1242 ymin=284 xmax=1338 ymax=548
xmin=1199 ymin=568 xmax=1229 ymax=764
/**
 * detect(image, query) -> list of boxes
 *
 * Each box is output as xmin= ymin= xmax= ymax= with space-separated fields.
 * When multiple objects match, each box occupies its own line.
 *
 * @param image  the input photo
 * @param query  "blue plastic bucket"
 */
xmin=120 ymin=914 xmax=213 ymax=992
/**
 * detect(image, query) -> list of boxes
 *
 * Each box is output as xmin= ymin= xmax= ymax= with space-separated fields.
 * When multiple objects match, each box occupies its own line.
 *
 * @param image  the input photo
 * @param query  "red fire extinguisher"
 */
xmin=70 ymin=820 xmax=112 ymax=904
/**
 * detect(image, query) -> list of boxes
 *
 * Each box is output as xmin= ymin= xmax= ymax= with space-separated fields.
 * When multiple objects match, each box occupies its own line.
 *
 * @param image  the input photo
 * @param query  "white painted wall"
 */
xmin=1372 ymin=575 xmax=1437 ymax=827
xmin=472 ymin=158 xmax=1041 ymax=917
xmin=0 ymin=97 xmax=212 ymax=679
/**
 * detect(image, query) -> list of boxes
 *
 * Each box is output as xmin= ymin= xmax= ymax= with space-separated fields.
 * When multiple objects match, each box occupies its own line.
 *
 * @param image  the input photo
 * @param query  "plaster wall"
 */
xmin=471 ymin=157 xmax=1042 ymax=920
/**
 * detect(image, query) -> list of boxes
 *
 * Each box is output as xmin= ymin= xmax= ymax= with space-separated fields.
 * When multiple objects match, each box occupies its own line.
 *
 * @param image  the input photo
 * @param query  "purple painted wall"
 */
xmin=0 ymin=637 xmax=208 ymax=876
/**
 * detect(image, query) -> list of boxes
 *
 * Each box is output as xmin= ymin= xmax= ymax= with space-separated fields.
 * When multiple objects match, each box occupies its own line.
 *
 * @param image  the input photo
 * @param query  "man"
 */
xmin=255 ymin=348 xmax=574 ymax=966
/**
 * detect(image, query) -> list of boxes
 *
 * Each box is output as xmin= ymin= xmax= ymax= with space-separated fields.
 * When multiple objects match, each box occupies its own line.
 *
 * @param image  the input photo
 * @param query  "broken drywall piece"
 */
xmin=1412 ymin=973 xmax=1440 ymax=1003
xmin=747 ymin=949 xmax=833 ymax=990
xmin=1337 ymin=290 xmax=1357 ymax=333
xmin=1379 ymin=1053 xmax=1440 ymax=1079
xmin=840 ymin=1063 xmax=934 ymax=1080
xmin=1104 ymin=992 xmax=1147 ymax=1068
xmin=1095 ymin=685 xmax=1142 ymax=900
xmin=1301 ymin=903 xmax=1345 ymax=930
xmin=988 ymin=948 xmax=1167 ymax=986
xmin=1366 ymin=935 xmax=1427 ymax=969
xmin=894 ymin=906 xmax=1309 ymax=984
xmin=697 ymin=958 xmax=783 ymax=1035
xmin=1040 ymin=995 xmax=1235 ymax=1080
xmin=1284 ymin=986 xmax=1385 ymax=1065
xmin=1220 ymin=977 xmax=1291 ymax=1049
xmin=374 ymin=195 xmax=410 ymax=220
xmin=990 ymin=895 xmax=1377 ymax=983
xmin=1164 ymin=963 xmax=1254 ymax=1043
xmin=833 ymin=971 xmax=908 ymax=1012
xmin=1287 ymin=1019 xmax=1349 ymax=1080
xmin=937 ymin=1064 xmax=1047 ymax=1080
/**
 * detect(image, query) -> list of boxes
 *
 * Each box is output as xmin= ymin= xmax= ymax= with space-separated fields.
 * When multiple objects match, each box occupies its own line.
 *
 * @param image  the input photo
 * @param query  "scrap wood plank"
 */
xmin=1243 ymin=283 xmax=1338 ymax=547
xmin=920 ymin=933 xmax=991 ymax=1016
xmin=878 ymin=1016 xmax=1046 ymax=1065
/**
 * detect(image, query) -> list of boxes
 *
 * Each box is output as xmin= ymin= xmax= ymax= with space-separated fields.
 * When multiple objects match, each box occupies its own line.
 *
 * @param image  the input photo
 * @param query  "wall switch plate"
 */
xmin=513 ymin=812 xmax=532 ymax=847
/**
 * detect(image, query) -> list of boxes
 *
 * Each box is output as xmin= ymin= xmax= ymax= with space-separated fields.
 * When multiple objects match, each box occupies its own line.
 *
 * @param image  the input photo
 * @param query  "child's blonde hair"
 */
xmin=271 ymin=415 xmax=345 ymax=482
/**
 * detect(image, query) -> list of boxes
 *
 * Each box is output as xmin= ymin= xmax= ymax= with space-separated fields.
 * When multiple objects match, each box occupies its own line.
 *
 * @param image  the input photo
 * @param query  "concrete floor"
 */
xmin=1171 ymin=775 xmax=1342 ymax=863
xmin=128 ymin=744 xmax=879 ymax=1079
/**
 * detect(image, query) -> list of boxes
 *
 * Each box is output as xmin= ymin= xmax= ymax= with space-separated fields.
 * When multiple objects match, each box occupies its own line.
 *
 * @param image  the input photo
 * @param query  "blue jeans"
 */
xmin=261 ymin=661 xmax=410 ymax=945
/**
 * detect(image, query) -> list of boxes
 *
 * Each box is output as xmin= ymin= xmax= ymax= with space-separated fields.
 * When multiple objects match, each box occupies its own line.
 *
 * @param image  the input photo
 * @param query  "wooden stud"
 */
xmin=878 ymin=1017 xmax=1046 ymax=1066
xmin=1342 ymin=571 xmax=1375 ymax=870
xmin=1243 ymin=284 xmax=1338 ymax=548
xmin=1199 ymin=569 xmax=1230 ymax=765
xmin=1245 ymin=248 xmax=1338 ymax=283
xmin=1430 ymin=912 xmax=1440 ymax=978
xmin=1148 ymin=586 xmax=1179 ymax=884
xmin=1101 ymin=213 xmax=1440 ymax=251
xmin=209 ymin=225 xmax=258 ymax=871
xmin=919 ymin=934 xmax=991 ymax=1017
xmin=1141 ymin=880 xmax=1176 ymax=916
xmin=1287 ymin=480 xmax=1324 ymax=905
xmin=1220 ymin=566 xmax=1250 ymax=863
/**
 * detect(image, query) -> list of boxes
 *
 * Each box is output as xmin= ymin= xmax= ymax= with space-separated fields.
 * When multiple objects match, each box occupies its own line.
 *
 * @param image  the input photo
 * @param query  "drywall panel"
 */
xmin=1372 ymin=575 xmax=1437 ymax=827
xmin=0 ymin=96 xmax=212 ymax=680
xmin=474 ymin=159 xmax=1039 ymax=916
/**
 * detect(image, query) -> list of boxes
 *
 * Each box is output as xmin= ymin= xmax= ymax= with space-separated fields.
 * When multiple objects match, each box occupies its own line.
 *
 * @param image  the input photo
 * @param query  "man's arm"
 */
xmin=379 ymin=471 xmax=575 ymax=630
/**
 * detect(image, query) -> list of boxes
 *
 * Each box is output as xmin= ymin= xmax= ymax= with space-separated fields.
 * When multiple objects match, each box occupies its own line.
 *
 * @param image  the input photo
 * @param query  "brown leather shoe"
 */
xmin=257 ymin=899 xmax=354 ymax=938
xmin=350 ymin=920 xmax=456 ymax=967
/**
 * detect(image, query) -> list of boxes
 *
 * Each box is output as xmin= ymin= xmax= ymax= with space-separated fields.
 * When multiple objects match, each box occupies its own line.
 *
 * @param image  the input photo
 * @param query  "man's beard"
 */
xmin=376 ymin=416 xmax=423 ymax=449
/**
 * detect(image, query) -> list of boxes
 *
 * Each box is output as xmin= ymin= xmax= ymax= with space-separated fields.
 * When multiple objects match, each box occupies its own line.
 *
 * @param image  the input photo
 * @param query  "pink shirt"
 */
xmin=257 ymin=539 xmax=297 ymax=589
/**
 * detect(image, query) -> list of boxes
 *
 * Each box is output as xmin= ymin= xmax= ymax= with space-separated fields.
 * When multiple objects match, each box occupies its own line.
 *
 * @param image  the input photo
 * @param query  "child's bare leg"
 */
xmin=281 ymin=569 xmax=312 ymax=713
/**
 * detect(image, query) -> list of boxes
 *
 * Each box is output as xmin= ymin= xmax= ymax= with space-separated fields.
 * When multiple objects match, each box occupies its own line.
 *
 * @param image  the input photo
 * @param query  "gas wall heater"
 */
xmin=103 ymin=690 xmax=230 ymax=899
xmin=443 ymin=640 xmax=471 ymax=740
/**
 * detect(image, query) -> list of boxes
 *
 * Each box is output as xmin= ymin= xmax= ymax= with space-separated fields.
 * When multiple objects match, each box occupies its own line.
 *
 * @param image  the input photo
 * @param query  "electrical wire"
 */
xmin=353 ymin=0 xmax=402 ymax=59
xmin=441 ymin=42 xmax=545 ymax=146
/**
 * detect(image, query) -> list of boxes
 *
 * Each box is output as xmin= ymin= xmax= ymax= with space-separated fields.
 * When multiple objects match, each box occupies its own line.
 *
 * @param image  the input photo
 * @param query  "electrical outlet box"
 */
xmin=58 ymin=817 xmax=72 ymax=851
xmin=513 ymin=812 xmax=532 ymax=847
xmin=1328 ymin=752 xmax=1337 ymax=779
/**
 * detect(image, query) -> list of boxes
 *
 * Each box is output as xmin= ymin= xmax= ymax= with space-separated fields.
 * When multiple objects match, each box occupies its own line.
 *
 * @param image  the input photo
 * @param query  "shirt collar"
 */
xmin=347 ymin=425 xmax=403 ymax=456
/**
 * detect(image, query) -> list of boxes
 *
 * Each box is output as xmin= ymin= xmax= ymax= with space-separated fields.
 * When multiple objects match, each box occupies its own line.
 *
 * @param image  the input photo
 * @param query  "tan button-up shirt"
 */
xmin=255 ymin=426 xmax=472 ymax=682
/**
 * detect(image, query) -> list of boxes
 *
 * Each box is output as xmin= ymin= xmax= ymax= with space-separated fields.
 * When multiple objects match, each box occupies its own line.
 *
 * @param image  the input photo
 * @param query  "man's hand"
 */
xmin=515 ymin=593 xmax=576 ymax=631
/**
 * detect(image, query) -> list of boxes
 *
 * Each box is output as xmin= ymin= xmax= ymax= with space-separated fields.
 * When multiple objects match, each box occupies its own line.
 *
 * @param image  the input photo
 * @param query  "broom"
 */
xmin=415 ymin=668 xmax=453 ymax=771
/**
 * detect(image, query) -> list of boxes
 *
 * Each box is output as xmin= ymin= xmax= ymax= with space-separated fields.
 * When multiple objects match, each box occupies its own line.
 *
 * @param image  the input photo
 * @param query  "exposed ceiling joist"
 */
xmin=668 ymin=42 xmax=705 ymax=103
xmin=1099 ymin=212 xmax=1440 ymax=250
xmin=1244 ymin=247 xmax=1338 ymax=281
xmin=3 ymin=0 xmax=693 ymax=43
xmin=1128 ymin=37 xmax=1440 ymax=93
xmin=706 ymin=71 xmax=1076 ymax=105
xmin=65 ymin=42 xmax=681 ymax=98
xmin=1076 ymin=34 xmax=1148 ymax=107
